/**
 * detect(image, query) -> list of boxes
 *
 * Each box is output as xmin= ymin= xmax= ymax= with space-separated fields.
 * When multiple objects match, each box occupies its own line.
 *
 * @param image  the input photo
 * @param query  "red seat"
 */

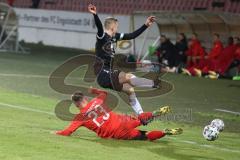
xmin=3 ymin=0 xmax=240 ymax=14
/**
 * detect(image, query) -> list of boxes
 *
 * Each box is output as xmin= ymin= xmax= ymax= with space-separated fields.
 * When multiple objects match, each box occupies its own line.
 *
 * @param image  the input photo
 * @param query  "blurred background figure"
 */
xmin=207 ymin=33 xmax=224 ymax=60
xmin=175 ymin=33 xmax=188 ymax=68
xmin=31 ymin=0 xmax=41 ymax=9
xmin=155 ymin=35 xmax=176 ymax=68
xmin=186 ymin=33 xmax=205 ymax=69
xmin=7 ymin=0 xmax=15 ymax=6
xmin=198 ymin=33 xmax=224 ymax=75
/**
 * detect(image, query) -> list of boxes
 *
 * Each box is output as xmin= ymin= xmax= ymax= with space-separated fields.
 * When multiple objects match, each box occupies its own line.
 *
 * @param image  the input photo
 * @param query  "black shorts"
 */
xmin=97 ymin=68 xmax=123 ymax=91
xmin=132 ymin=130 xmax=147 ymax=140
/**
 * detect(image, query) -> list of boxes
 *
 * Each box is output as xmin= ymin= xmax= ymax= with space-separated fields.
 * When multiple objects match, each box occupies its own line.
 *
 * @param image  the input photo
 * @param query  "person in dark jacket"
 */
xmin=156 ymin=35 xmax=176 ymax=68
xmin=175 ymin=33 xmax=188 ymax=67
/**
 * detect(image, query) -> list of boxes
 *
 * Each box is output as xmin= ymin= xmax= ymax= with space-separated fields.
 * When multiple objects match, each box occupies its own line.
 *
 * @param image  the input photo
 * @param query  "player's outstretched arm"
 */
xmin=88 ymin=4 xmax=104 ymax=39
xmin=88 ymin=86 xmax=108 ymax=101
xmin=119 ymin=16 xmax=156 ymax=40
xmin=55 ymin=114 xmax=83 ymax=136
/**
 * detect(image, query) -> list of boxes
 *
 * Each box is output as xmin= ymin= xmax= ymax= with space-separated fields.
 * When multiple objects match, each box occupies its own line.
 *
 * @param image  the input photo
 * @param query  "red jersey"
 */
xmin=208 ymin=40 xmax=224 ymax=60
xmin=213 ymin=44 xmax=238 ymax=74
xmin=186 ymin=39 xmax=206 ymax=68
xmin=187 ymin=39 xmax=205 ymax=58
xmin=56 ymin=89 xmax=141 ymax=139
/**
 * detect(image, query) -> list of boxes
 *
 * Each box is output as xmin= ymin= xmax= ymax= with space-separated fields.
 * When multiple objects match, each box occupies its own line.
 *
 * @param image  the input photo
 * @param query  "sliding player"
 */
xmin=88 ymin=4 xmax=160 ymax=116
xmin=55 ymin=87 xmax=183 ymax=141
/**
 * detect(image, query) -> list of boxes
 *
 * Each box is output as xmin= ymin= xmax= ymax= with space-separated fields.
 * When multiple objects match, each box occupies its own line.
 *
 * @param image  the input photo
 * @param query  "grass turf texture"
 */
xmin=0 ymin=44 xmax=240 ymax=160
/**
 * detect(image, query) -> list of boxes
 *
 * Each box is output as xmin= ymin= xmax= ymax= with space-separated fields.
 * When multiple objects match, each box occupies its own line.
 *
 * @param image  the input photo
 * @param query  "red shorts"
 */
xmin=98 ymin=112 xmax=152 ymax=140
xmin=112 ymin=115 xmax=142 ymax=140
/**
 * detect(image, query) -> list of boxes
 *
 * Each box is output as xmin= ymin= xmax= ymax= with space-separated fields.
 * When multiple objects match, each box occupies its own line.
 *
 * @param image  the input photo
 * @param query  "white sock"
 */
xmin=130 ymin=75 xmax=154 ymax=88
xmin=129 ymin=93 xmax=143 ymax=115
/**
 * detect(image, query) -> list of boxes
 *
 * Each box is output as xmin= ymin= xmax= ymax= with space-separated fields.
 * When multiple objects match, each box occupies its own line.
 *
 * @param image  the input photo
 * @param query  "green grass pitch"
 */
xmin=0 ymin=44 xmax=240 ymax=160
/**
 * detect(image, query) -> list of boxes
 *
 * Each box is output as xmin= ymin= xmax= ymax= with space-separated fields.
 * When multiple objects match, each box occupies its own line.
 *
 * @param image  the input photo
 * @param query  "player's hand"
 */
xmin=53 ymin=130 xmax=70 ymax=136
xmin=50 ymin=131 xmax=58 ymax=135
xmin=145 ymin=16 xmax=156 ymax=27
xmin=88 ymin=4 xmax=97 ymax=14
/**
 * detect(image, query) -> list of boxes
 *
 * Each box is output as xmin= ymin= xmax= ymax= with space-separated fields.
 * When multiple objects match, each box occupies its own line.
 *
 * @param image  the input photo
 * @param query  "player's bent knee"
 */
xmin=119 ymin=71 xmax=126 ymax=78
xmin=122 ymin=83 xmax=135 ymax=95
xmin=119 ymin=72 xmax=127 ymax=83
xmin=126 ymin=73 xmax=135 ymax=79
xmin=128 ymin=87 xmax=135 ymax=94
xmin=124 ymin=73 xmax=136 ymax=83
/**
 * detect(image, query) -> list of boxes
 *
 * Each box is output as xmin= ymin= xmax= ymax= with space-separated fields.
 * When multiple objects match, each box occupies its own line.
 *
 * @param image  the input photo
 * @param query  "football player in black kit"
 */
xmin=88 ymin=4 xmax=161 ymax=116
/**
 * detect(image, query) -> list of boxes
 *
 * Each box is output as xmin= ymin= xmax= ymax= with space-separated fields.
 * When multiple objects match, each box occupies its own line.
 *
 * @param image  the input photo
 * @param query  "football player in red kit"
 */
xmin=55 ymin=87 xmax=183 ymax=141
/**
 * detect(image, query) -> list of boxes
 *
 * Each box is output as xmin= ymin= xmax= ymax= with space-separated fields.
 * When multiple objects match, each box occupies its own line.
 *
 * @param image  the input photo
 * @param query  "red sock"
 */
xmin=147 ymin=131 xmax=165 ymax=141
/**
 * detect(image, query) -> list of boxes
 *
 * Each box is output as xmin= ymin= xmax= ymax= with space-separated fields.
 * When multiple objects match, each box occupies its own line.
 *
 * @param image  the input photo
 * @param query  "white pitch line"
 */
xmin=0 ymin=101 xmax=240 ymax=154
xmin=0 ymin=73 xmax=49 ymax=78
xmin=0 ymin=102 xmax=74 ymax=119
xmin=0 ymin=102 xmax=54 ymax=115
xmin=0 ymin=73 xmax=86 ymax=80
xmin=215 ymin=109 xmax=240 ymax=116
xmin=167 ymin=137 xmax=240 ymax=154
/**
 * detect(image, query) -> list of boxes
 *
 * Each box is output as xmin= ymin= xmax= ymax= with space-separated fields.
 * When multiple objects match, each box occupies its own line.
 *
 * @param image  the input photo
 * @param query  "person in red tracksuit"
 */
xmin=55 ymin=87 xmax=183 ymax=141
xmin=186 ymin=33 xmax=205 ymax=68
xmin=207 ymin=34 xmax=224 ymax=60
xmin=211 ymin=37 xmax=237 ymax=75
xmin=200 ymin=33 xmax=224 ymax=75
xmin=182 ymin=34 xmax=205 ymax=76
xmin=188 ymin=33 xmax=224 ymax=76
xmin=200 ymin=37 xmax=238 ymax=79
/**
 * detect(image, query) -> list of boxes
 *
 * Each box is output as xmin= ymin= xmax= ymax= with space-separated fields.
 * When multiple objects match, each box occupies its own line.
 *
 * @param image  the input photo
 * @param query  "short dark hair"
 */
xmin=192 ymin=33 xmax=198 ymax=37
xmin=213 ymin=33 xmax=220 ymax=38
xmin=161 ymin=34 xmax=166 ymax=38
xmin=179 ymin=33 xmax=187 ymax=41
xmin=71 ymin=91 xmax=84 ymax=102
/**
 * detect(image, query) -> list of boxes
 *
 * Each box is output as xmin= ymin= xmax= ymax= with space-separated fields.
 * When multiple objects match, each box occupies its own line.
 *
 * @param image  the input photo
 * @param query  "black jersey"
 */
xmin=93 ymin=14 xmax=148 ymax=73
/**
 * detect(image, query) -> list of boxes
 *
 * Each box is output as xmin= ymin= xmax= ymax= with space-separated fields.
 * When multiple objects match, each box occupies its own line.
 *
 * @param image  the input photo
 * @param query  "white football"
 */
xmin=211 ymin=119 xmax=224 ymax=132
xmin=203 ymin=125 xmax=219 ymax=141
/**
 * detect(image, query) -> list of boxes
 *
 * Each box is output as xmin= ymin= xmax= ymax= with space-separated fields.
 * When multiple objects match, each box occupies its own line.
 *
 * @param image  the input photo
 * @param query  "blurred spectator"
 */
xmin=7 ymin=0 xmax=15 ymax=6
xmin=232 ymin=48 xmax=240 ymax=80
xmin=181 ymin=33 xmax=205 ymax=76
xmin=206 ymin=37 xmax=240 ymax=79
xmin=31 ymin=0 xmax=41 ymax=9
xmin=175 ymin=33 xmax=188 ymax=67
xmin=210 ymin=37 xmax=237 ymax=76
xmin=214 ymin=37 xmax=237 ymax=75
xmin=0 ymin=25 xmax=7 ymax=43
xmin=233 ymin=36 xmax=240 ymax=45
xmin=186 ymin=33 xmax=205 ymax=68
xmin=207 ymin=33 xmax=224 ymax=60
xmin=229 ymin=37 xmax=240 ymax=73
xmin=184 ymin=36 xmax=239 ymax=79
xmin=155 ymin=35 xmax=176 ymax=68
xmin=199 ymin=33 xmax=224 ymax=74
